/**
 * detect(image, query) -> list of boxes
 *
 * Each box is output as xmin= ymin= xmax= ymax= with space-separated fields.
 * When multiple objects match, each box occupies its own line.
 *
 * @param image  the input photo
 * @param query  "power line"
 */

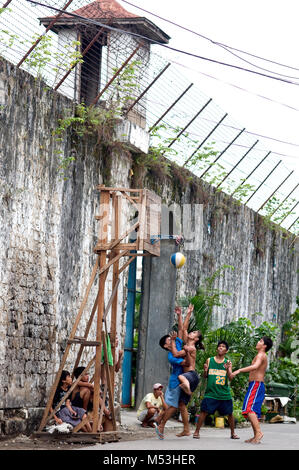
xmin=25 ymin=0 xmax=299 ymax=87
xmin=120 ymin=0 xmax=299 ymax=76
xmin=170 ymin=58 xmax=299 ymax=113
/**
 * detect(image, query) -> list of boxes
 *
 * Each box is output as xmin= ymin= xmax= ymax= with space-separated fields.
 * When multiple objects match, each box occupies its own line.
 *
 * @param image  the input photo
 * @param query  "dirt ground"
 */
xmin=0 ymin=434 xmax=96 ymax=450
xmin=0 ymin=429 xmax=151 ymax=450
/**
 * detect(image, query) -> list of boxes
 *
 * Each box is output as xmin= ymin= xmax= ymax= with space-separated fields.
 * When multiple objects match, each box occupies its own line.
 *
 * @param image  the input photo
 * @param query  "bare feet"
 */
xmin=176 ymin=431 xmax=191 ymax=437
xmin=179 ymin=383 xmax=191 ymax=395
xmin=251 ymin=432 xmax=263 ymax=444
xmin=141 ymin=422 xmax=149 ymax=428
xmin=193 ymin=432 xmax=200 ymax=439
xmin=231 ymin=433 xmax=240 ymax=439
xmin=245 ymin=432 xmax=263 ymax=444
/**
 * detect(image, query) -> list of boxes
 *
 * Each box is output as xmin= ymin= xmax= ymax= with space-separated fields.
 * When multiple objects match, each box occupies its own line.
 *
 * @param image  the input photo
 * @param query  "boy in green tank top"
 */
xmin=193 ymin=340 xmax=239 ymax=440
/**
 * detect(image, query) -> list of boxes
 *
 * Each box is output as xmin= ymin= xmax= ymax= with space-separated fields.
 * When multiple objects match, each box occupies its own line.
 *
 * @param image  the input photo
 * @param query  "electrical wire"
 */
xmin=120 ymin=0 xmax=299 ymax=76
xmin=25 ymin=0 xmax=299 ymax=87
xmin=170 ymin=58 xmax=299 ymax=113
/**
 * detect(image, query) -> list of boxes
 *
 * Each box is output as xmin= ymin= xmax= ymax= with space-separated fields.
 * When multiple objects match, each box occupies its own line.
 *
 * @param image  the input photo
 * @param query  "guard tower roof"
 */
xmin=39 ymin=0 xmax=170 ymax=44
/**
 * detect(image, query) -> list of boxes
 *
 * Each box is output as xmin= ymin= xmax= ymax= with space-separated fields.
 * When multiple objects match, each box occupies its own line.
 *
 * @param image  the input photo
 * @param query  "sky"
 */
xmin=116 ymin=0 xmax=299 ymax=230
xmin=1 ymin=0 xmax=298 ymax=228
xmin=118 ymin=0 xmax=299 ymax=173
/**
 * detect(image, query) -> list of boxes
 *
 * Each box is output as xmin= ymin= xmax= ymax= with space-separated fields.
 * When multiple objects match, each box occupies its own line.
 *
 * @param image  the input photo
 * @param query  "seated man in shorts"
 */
xmin=193 ymin=340 xmax=239 ymax=440
xmin=137 ymin=383 xmax=167 ymax=428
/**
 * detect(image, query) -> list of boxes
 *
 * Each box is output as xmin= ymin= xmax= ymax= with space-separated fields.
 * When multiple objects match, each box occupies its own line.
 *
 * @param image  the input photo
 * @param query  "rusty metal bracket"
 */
xmin=91 ymin=43 xmax=142 ymax=106
xmin=125 ymin=62 xmax=171 ymax=116
xmin=17 ymin=0 xmax=75 ymax=69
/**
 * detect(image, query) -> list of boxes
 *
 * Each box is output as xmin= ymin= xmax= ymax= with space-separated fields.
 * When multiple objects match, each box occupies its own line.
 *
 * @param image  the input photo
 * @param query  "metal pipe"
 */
xmin=167 ymin=98 xmax=212 ymax=149
xmin=121 ymin=250 xmax=137 ymax=407
xmin=257 ymin=170 xmax=294 ymax=212
xmin=183 ymin=112 xmax=227 ymax=168
xmin=287 ymin=216 xmax=298 ymax=231
xmin=17 ymin=0 xmax=75 ymax=68
xmin=245 ymin=160 xmax=282 ymax=204
xmin=125 ymin=63 xmax=171 ymax=115
xmin=149 ymin=83 xmax=193 ymax=132
xmin=279 ymin=201 xmax=299 ymax=224
xmin=231 ymin=151 xmax=271 ymax=197
xmin=216 ymin=140 xmax=259 ymax=189
xmin=200 ymin=127 xmax=245 ymax=179
xmin=2 ymin=0 xmax=13 ymax=7
xmin=91 ymin=43 xmax=142 ymax=105
xmin=268 ymin=183 xmax=299 ymax=217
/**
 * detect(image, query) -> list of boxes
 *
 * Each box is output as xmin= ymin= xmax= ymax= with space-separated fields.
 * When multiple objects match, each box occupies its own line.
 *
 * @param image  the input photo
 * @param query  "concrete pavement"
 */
xmin=80 ymin=408 xmax=299 ymax=451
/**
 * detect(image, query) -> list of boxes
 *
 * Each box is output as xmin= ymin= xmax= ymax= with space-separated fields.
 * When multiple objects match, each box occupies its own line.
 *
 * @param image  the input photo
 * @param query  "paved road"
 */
xmin=79 ymin=422 xmax=299 ymax=451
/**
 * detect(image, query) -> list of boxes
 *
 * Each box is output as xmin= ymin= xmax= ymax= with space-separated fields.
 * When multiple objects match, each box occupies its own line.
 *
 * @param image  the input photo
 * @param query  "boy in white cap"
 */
xmin=137 ymin=383 xmax=168 ymax=428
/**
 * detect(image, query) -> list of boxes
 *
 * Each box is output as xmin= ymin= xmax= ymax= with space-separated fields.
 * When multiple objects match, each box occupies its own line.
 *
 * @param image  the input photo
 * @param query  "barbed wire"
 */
xmin=0 ymin=0 xmax=297 ymax=234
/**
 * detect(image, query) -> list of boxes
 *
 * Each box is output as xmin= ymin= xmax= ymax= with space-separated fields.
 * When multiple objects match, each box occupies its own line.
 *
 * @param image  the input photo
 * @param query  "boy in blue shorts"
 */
xmin=193 ymin=340 xmax=239 ymax=440
xmin=230 ymin=336 xmax=273 ymax=444
xmin=157 ymin=305 xmax=194 ymax=438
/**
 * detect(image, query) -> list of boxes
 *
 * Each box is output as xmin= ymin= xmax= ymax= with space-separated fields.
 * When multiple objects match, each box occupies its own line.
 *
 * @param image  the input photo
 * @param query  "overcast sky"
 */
xmin=120 ymin=0 xmax=299 ymax=174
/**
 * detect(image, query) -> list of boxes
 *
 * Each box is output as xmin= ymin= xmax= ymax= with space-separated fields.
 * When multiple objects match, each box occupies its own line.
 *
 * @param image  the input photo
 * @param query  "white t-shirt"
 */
xmin=137 ymin=392 xmax=163 ymax=418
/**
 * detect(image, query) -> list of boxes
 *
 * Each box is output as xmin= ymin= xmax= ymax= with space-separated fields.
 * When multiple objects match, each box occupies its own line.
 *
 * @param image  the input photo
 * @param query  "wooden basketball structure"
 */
xmin=36 ymin=185 xmax=161 ymax=442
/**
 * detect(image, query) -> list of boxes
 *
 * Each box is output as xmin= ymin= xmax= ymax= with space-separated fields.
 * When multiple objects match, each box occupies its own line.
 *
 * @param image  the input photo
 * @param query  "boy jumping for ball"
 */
xmin=171 ymin=304 xmax=204 ymax=397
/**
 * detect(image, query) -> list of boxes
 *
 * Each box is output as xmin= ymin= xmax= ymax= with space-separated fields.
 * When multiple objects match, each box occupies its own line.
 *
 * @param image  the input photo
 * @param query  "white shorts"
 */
xmin=137 ymin=409 xmax=159 ymax=422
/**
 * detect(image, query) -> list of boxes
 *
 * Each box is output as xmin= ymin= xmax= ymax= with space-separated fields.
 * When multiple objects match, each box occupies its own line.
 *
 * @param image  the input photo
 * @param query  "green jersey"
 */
xmin=204 ymin=356 xmax=232 ymax=400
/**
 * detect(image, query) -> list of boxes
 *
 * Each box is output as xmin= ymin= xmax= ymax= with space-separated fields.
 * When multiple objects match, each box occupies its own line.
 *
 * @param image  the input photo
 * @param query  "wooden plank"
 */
xmin=95 ymin=243 xmax=137 ymax=251
xmin=92 ymin=189 xmax=110 ymax=433
xmin=119 ymin=190 xmax=139 ymax=210
xmin=118 ymin=254 xmax=138 ymax=275
xmin=137 ymin=189 xmax=146 ymax=252
xmin=97 ymin=185 xmax=142 ymax=193
xmin=72 ymin=414 xmax=92 ymax=434
xmin=67 ymin=339 xmax=101 ymax=346
xmin=32 ymin=431 xmax=120 ymax=443
xmin=110 ymin=195 xmax=120 ymax=392
xmin=93 ymin=250 xmax=130 ymax=272
xmin=143 ymin=189 xmax=161 ymax=256
xmin=103 ymin=221 xmax=139 ymax=252
xmin=72 ymin=268 xmax=109 ymax=373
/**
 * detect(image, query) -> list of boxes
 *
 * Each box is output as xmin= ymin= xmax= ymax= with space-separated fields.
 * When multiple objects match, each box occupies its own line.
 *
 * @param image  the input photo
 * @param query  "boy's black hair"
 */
xmin=262 ymin=336 xmax=273 ymax=352
xmin=217 ymin=340 xmax=229 ymax=351
xmin=159 ymin=334 xmax=170 ymax=350
xmin=73 ymin=366 xmax=86 ymax=379
xmin=195 ymin=331 xmax=205 ymax=350
xmin=56 ymin=370 xmax=70 ymax=394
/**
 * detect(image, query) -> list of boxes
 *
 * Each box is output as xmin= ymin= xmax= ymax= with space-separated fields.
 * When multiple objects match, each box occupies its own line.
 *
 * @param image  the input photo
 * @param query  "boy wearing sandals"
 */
xmin=193 ymin=340 xmax=239 ymax=440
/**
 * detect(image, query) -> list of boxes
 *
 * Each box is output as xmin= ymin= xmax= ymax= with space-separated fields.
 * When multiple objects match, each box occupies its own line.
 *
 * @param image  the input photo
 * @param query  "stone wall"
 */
xmin=0 ymin=59 xmax=132 ymax=435
xmin=0 ymin=58 xmax=298 ymax=435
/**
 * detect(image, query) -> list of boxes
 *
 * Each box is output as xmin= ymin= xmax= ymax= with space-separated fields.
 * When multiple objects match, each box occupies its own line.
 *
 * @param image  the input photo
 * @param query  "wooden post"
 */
xmin=92 ymin=189 xmax=110 ymax=433
xmin=110 ymin=194 xmax=121 ymax=392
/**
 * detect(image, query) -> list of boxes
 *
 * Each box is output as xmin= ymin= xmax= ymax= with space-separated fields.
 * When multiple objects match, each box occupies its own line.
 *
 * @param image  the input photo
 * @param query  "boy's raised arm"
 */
xmin=175 ymin=306 xmax=183 ymax=339
xmin=170 ymin=331 xmax=186 ymax=358
xmin=183 ymin=304 xmax=194 ymax=344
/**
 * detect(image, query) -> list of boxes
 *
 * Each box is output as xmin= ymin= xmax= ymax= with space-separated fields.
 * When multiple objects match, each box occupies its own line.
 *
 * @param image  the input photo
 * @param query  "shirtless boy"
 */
xmin=171 ymin=304 xmax=204 ymax=397
xmin=170 ymin=304 xmax=204 ymax=437
xmin=229 ymin=336 xmax=273 ymax=444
